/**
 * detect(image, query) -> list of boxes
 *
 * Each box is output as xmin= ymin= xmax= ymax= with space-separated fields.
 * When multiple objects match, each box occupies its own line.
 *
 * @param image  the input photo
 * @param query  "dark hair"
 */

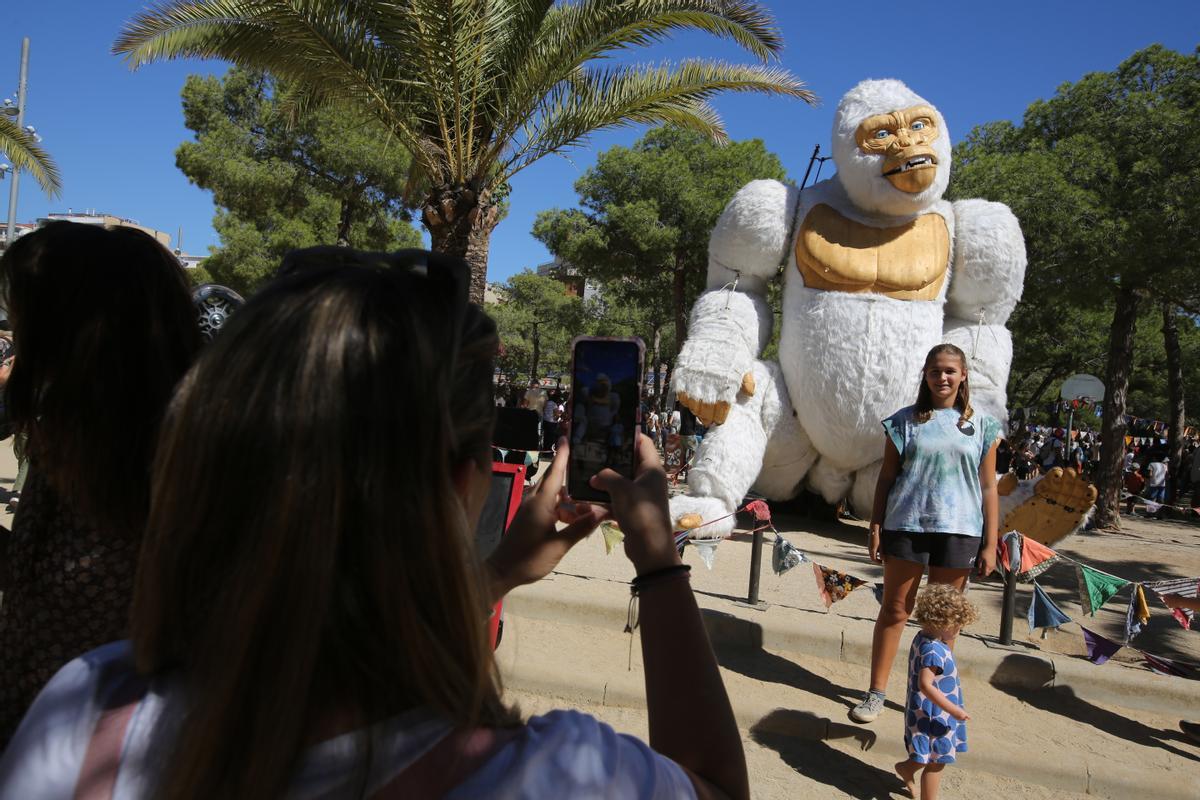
xmin=132 ymin=259 xmax=512 ymax=799
xmin=914 ymin=343 xmax=973 ymax=425
xmin=0 ymin=221 xmax=200 ymax=531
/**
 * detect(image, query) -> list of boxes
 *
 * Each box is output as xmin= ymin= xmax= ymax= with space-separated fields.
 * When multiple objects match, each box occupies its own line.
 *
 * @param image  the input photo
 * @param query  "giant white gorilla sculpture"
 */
xmin=669 ymin=79 xmax=1029 ymax=538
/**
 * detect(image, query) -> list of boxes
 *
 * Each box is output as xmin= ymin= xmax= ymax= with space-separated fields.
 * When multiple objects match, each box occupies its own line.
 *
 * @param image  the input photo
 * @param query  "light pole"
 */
xmin=5 ymin=38 xmax=30 ymax=246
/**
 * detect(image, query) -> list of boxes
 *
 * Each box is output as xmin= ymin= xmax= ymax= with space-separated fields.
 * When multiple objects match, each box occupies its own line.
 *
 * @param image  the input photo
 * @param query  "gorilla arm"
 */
xmin=941 ymin=198 xmax=1027 ymax=424
xmin=672 ymin=179 xmax=798 ymax=425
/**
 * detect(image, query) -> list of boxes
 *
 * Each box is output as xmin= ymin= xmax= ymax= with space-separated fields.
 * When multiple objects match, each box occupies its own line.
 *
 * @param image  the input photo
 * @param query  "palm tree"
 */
xmin=114 ymin=1 xmax=813 ymax=301
xmin=0 ymin=116 xmax=61 ymax=197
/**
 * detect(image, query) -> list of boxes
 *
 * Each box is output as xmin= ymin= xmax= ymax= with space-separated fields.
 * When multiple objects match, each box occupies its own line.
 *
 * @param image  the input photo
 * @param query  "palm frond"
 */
xmin=0 ymin=116 xmax=61 ymax=197
xmin=489 ymin=0 xmax=786 ymax=168
xmin=499 ymin=60 xmax=813 ymax=180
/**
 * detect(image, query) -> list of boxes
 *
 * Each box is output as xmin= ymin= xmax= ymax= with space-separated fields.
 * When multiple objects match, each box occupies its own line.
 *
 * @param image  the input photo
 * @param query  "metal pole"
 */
xmin=6 ymin=38 xmax=29 ymax=245
xmin=999 ymin=566 xmax=1017 ymax=645
xmin=1065 ymin=405 xmax=1074 ymax=469
xmin=747 ymin=527 xmax=764 ymax=605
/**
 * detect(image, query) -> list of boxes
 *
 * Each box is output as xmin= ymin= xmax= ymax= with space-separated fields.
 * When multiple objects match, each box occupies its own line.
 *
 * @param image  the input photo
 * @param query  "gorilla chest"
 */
xmin=794 ymin=204 xmax=950 ymax=301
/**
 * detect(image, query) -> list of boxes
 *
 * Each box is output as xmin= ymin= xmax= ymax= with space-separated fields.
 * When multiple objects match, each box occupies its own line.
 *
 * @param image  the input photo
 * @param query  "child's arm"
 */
xmin=919 ymin=667 xmax=969 ymax=721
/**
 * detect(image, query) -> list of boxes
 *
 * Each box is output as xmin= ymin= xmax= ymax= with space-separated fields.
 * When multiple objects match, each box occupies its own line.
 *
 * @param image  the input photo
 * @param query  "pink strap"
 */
xmin=73 ymin=701 xmax=139 ymax=800
xmin=372 ymin=726 xmax=520 ymax=799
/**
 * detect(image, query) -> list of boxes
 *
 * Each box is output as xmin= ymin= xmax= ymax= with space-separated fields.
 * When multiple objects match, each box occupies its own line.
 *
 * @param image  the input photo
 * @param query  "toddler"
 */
xmin=895 ymin=583 xmax=977 ymax=799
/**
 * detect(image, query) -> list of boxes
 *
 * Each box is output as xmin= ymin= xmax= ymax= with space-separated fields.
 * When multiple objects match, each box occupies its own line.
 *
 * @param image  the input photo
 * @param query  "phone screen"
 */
xmin=567 ymin=337 xmax=643 ymax=502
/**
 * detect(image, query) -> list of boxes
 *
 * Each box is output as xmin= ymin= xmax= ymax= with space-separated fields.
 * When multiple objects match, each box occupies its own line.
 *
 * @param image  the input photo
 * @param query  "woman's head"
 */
xmin=132 ymin=252 xmax=509 ymax=798
xmin=914 ymin=343 xmax=973 ymax=424
xmin=0 ymin=221 xmax=200 ymax=530
xmin=914 ymin=583 xmax=978 ymax=634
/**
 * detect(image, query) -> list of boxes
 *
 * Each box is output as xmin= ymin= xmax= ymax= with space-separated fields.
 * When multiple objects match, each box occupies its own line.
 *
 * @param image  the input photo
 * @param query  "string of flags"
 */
xmin=664 ymin=500 xmax=1197 ymax=679
xmin=1003 ymin=531 xmax=1197 ymax=676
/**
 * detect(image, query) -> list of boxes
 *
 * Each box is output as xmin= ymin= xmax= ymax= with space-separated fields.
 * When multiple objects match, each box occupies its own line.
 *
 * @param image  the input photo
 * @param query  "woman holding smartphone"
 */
xmin=0 ymin=251 xmax=747 ymax=800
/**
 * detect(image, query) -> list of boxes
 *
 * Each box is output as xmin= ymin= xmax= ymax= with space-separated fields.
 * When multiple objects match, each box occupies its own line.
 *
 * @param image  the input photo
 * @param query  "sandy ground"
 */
xmin=493 ymin=456 xmax=1200 ymax=798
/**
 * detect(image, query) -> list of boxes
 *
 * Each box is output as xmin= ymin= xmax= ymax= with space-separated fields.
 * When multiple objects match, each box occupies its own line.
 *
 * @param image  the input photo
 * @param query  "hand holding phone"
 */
xmin=589 ymin=433 xmax=681 ymax=576
xmin=566 ymin=336 xmax=644 ymax=503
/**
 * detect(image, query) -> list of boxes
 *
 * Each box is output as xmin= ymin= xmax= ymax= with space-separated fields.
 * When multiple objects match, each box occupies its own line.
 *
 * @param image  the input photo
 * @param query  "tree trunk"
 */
xmin=1162 ymin=302 xmax=1185 ymax=504
xmin=529 ymin=322 xmax=541 ymax=387
xmin=1094 ymin=285 xmax=1141 ymax=529
xmin=336 ymin=196 xmax=354 ymax=247
xmin=422 ymin=182 xmax=499 ymax=305
xmin=650 ymin=323 xmax=662 ymax=409
xmin=672 ymin=256 xmax=687 ymax=360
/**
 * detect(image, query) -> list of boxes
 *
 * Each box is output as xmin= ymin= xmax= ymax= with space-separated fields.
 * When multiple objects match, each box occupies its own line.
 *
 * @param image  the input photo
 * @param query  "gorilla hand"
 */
xmin=671 ymin=289 xmax=769 ymax=426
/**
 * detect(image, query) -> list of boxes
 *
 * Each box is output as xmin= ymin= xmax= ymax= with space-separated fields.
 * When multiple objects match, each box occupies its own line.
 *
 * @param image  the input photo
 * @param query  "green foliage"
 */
xmin=533 ymin=125 xmax=787 ymax=357
xmin=487 ymin=271 xmax=590 ymax=381
xmin=175 ymin=67 xmax=421 ymax=294
xmin=949 ymin=45 xmax=1200 ymax=425
xmin=0 ymin=115 xmax=61 ymax=196
xmin=115 ymin=1 xmax=814 ymax=297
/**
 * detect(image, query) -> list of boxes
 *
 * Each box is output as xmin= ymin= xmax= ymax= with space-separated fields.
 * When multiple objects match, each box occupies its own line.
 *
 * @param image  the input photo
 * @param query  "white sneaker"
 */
xmin=849 ymin=691 xmax=885 ymax=723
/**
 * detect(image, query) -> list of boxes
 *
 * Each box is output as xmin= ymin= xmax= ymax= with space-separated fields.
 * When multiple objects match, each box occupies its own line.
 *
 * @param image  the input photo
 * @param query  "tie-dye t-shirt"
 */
xmin=882 ymin=406 xmax=1002 ymax=537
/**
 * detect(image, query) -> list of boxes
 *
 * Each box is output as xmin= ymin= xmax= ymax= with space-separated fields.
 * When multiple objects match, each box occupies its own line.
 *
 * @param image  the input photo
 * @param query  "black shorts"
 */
xmin=882 ymin=530 xmax=982 ymax=570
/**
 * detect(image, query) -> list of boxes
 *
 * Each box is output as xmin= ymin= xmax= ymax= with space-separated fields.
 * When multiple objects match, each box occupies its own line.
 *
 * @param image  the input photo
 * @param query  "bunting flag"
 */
xmin=1124 ymin=584 xmax=1150 ymax=643
xmin=771 ymin=534 xmax=806 ymax=576
xmin=745 ymin=499 xmax=772 ymax=523
xmin=693 ymin=539 xmax=719 ymax=570
xmin=999 ymin=531 xmax=1022 ymax=574
xmin=997 ymin=533 xmax=1061 ymax=582
xmin=1144 ymin=577 xmax=1199 ymax=631
xmin=872 ymin=582 xmax=886 ymax=605
xmin=1142 ymin=652 xmax=1193 ymax=678
xmin=1028 ymin=582 xmax=1072 ymax=633
xmin=599 ymin=521 xmax=625 ymax=555
xmin=1080 ymin=626 xmax=1122 ymax=665
xmin=1075 ymin=564 xmax=1130 ymax=616
xmin=812 ymin=563 xmax=867 ymax=609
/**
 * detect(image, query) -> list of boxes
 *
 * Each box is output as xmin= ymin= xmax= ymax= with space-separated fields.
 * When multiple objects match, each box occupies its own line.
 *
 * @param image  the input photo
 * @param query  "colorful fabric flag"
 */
xmin=745 ymin=499 xmax=772 ymax=523
xmin=771 ymin=534 xmax=806 ymax=576
xmin=1141 ymin=652 xmax=1192 ymax=678
xmin=1080 ymin=626 xmax=1122 ymax=665
xmin=872 ymin=582 xmax=885 ymax=605
xmin=998 ymin=531 xmax=1022 ymax=574
xmin=812 ymin=563 xmax=867 ymax=609
xmin=1028 ymin=582 xmax=1072 ymax=633
xmin=1075 ymin=564 xmax=1129 ymax=616
xmin=1144 ymin=577 xmax=1199 ymax=631
xmin=998 ymin=533 xmax=1061 ymax=582
xmin=1124 ymin=584 xmax=1150 ymax=643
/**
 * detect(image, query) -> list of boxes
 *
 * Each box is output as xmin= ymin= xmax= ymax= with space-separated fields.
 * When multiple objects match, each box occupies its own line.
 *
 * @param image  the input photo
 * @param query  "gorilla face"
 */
xmin=831 ymin=80 xmax=951 ymax=217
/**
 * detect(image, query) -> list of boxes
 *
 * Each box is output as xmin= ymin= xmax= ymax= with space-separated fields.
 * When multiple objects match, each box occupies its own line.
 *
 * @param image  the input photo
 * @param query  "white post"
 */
xmin=5 ymin=38 xmax=30 ymax=245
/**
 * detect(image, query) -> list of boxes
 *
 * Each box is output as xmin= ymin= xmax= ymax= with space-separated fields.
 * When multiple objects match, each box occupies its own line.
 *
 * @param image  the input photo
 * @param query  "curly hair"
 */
xmin=914 ymin=583 xmax=978 ymax=630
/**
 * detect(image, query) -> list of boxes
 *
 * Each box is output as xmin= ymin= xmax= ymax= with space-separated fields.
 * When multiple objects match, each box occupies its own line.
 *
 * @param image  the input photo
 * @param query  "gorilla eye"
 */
xmin=873 ymin=129 xmax=890 ymax=140
xmin=911 ymin=121 xmax=926 ymax=130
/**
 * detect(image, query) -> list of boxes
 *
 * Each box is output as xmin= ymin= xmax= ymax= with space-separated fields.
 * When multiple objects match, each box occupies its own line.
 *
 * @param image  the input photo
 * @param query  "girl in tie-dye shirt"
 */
xmin=850 ymin=344 xmax=1001 ymax=726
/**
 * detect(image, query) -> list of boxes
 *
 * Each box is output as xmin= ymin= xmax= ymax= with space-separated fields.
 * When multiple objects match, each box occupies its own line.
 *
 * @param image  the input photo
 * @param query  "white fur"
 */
xmin=670 ymin=289 xmax=771 ymax=413
xmin=831 ymin=79 xmax=952 ymax=219
xmin=670 ymin=79 xmax=1027 ymax=530
xmin=707 ymin=178 xmax=798 ymax=296
xmin=946 ymin=199 xmax=1026 ymax=325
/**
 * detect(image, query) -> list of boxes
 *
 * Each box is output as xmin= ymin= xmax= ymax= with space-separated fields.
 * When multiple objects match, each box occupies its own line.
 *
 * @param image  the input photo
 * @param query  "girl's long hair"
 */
xmin=0 ymin=221 xmax=200 ymax=532
xmin=913 ymin=343 xmax=974 ymax=425
xmin=131 ymin=261 xmax=514 ymax=799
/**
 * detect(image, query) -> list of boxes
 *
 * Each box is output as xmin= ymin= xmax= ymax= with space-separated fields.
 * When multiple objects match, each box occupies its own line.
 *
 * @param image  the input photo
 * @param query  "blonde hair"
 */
xmin=914 ymin=583 xmax=978 ymax=630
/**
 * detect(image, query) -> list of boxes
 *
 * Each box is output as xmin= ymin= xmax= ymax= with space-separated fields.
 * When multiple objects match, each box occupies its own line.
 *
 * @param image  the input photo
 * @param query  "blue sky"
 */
xmin=5 ymin=3 xmax=1198 ymax=283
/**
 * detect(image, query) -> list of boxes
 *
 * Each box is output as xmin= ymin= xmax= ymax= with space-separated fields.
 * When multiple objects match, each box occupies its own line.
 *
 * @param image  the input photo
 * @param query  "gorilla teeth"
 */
xmin=902 ymin=157 xmax=931 ymax=171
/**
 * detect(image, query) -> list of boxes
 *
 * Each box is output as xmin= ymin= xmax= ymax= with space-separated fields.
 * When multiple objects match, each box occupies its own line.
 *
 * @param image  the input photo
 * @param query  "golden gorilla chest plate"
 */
xmin=794 ymin=204 xmax=950 ymax=301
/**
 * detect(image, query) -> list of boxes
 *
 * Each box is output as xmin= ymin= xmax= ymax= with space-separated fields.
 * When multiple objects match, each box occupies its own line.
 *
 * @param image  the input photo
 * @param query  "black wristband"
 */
xmin=631 ymin=564 xmax=691 ymax=593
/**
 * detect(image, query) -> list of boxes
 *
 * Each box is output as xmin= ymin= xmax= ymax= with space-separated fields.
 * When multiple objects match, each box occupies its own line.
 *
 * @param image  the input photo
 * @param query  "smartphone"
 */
xmin=566 ymin=336 xmax=645 ymax=503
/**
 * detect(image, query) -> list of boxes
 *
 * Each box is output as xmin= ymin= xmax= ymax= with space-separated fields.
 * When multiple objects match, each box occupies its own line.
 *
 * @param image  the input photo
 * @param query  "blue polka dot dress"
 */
xmin=904 ymin=631 xmax=966 ymax=764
